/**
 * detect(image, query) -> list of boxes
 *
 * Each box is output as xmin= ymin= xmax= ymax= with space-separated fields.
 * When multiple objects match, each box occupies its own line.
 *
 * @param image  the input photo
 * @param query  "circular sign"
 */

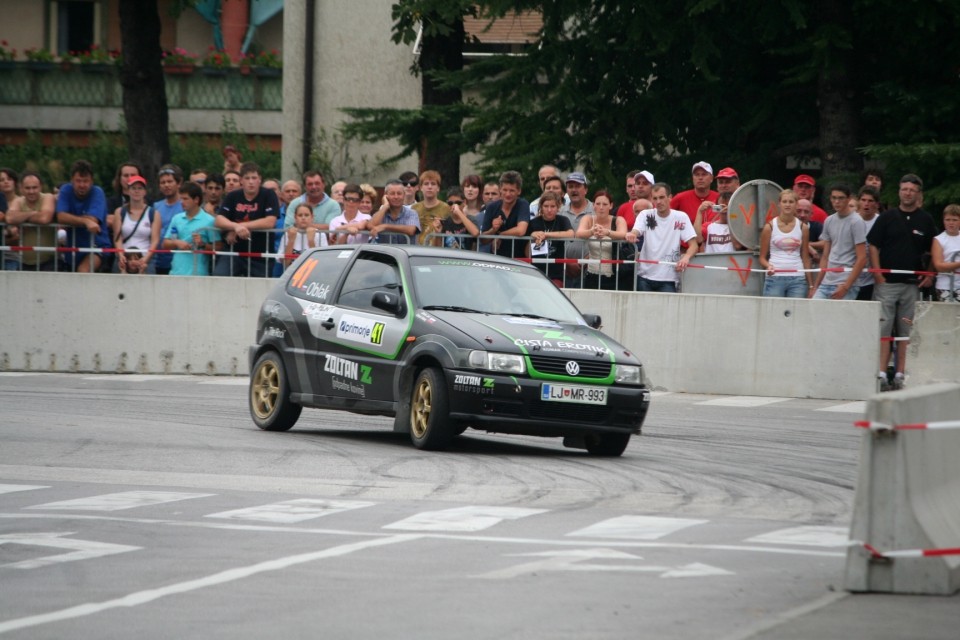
xmin=726 ymin=179 xmax=783 ymax=250
xmin=565 ymin=361 xmax=580 ymax=376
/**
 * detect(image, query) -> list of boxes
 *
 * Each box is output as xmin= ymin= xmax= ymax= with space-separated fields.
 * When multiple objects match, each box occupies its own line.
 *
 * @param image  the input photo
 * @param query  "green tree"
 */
xmin=346 ymin=0 xmax=960 ymax=202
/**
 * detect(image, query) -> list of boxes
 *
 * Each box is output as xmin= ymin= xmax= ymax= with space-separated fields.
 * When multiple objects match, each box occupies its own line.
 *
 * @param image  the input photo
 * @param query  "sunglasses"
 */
xmin=343 ymin=197 xmax=360 ymax=203
xmin=401 ymin=181 xmax=418 ymax=187
xmin=158 ymin=168 xmax=177 ymax=176
xmin=447 ymin=200 xmax=464 ymax=206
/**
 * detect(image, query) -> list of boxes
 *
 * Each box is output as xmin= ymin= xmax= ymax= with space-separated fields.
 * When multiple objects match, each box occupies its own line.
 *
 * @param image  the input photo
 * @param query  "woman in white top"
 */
xmin=112 ymin=175 xmax=161 ymax=274
xmin=279 ymin=203 xmax=327 ymax=268
xmin=759 ymin=189 xmax=813 ymax=297
xmin=576 ymin=190 xmax=628 ymax=290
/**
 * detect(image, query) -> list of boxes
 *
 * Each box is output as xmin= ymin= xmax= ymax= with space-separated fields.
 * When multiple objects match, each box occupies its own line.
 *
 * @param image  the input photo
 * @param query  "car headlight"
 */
xmin=468 ymin=351 xmax=526 ymax=374
xmin=614 ymin=364 xmax=643 ymax=385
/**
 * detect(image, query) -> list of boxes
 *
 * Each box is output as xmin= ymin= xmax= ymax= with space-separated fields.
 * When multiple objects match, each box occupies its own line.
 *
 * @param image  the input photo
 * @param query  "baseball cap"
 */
xmin=692 ymin=161 xmax=713 ymax=175
xmin=717 ymin=167 xmax=738 ymax=179
xmin=634 ymin=170 xmax=655 ymax=185
xmin=794 ymin=174 xmax=816 ymax=186
xmin=127 ymin=176 xmax=147 ymax=187
xmin=566 ymin=172 xmax=588 ymax=185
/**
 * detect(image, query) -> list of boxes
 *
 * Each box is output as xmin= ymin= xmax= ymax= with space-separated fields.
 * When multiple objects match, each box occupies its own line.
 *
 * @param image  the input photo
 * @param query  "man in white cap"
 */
xmin=560 ymin=171 xmax=594 ymax=287
xmin=616 ymin=169 xmax=655 ymax=230
xmin=670 ymin=161 xmax=718 ymax=244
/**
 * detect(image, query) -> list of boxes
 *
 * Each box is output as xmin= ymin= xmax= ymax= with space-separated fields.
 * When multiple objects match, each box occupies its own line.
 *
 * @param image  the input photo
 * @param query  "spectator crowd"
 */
xmin=2 ymin=152 xmax=958 ymax=390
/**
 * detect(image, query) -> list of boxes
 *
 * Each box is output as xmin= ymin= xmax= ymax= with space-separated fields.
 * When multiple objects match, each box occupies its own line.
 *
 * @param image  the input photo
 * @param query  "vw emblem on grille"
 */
xmin=565 ymin=361 xmax=580 ymax=376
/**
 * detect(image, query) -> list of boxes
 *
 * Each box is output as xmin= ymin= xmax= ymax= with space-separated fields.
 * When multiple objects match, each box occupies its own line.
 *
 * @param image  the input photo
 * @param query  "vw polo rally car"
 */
xmin=249 ymin=245 xmax=651 ymax=456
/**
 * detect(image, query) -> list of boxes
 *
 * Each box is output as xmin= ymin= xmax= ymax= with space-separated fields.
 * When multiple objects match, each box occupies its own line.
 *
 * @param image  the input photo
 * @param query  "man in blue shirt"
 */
xmin=152 ymin=164 xmax=185 ymax=275
xmin=56 ymin=159 xmax=111 ymax=272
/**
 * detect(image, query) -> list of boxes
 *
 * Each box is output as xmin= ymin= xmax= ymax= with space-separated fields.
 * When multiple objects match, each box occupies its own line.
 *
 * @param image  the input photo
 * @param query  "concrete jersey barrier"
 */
xmin=6 ymin=271 xmax=956 ymax=401
xmin=844 ymin=383 xmax=960 ymax=594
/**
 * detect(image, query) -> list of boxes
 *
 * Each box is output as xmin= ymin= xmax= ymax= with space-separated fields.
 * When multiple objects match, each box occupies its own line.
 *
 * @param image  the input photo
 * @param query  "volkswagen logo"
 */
xmin=565 ymin=360 xmax=580 ymax=376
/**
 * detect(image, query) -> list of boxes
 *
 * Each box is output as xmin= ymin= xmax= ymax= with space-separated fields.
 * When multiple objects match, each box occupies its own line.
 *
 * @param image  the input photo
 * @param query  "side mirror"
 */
xmin=372 ymin=291 xmax=404 ymax=316
xmin=582 ymin=313 xmax=602 ymax=329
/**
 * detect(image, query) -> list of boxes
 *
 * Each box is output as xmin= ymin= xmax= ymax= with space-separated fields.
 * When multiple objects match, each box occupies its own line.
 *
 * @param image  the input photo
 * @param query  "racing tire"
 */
xmin=250 ymin=351 xmax=302 ymax=431
xmin=584 ymin=432 xmax=630 ymax=457
xmin=410 ymin=367 xmax=452 ymax=450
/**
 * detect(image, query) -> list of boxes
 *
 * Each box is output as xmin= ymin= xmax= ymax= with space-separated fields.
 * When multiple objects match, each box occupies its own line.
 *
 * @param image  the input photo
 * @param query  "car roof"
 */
xmin=311 ymin=244 xmax=537 ymax=269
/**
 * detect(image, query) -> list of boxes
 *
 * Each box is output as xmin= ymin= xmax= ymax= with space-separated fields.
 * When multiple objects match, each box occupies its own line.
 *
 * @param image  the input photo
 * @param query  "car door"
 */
xmin=319 ymin=252 xmax=412 ymax=403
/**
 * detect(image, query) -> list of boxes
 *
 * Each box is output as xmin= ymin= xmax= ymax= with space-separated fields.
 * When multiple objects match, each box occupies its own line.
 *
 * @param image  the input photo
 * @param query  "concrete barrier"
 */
xmin=844 ymin=383 xmax=960 ymax=594
xmin=0 ymin=272 xmax=898 ymax=400
xmin=0 ymin=273 xmax=272 ymax=375
xmin=905 ymin=302 xmax=960 ymax=387
xmin=568 ymin=290 xmax=879 ymax=400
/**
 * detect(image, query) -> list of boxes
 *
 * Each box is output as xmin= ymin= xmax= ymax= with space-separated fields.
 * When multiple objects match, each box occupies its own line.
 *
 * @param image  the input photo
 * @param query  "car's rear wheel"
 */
xmin=584 ymin=432 xmax=630 ymax=457
xmin=410 ymin=367 xmax=452 ymax=450
xmin=250 ymin=351 xmax=302 ymax=431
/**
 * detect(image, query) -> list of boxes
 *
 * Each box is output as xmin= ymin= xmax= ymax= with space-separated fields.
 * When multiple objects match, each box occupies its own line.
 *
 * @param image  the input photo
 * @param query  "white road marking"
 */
xmin=0 ymin=484 xmax=49 ymax=495
xmin=0 ymin=534 xmax=420 ymax=635
xmin=745 ymin=526 xmax=850 ymax=547
xmin=27 ymin=491 xmax=214 ymax=512
xmin=696 ymin=396 xmax=790 ymax=407
xmin=0 ymin=531 xmax=140 ymax=570
xmin=649 ymin=391 xmax=674 ymax=397
xmin=383 ymin=506 xmax=547 ymax=532
xmin=80 ymin=375 xmax=187 ymax=382
xmin=198 ymin=378 xmax=249 ymax=386
xmin=0 ymin=372 xmax=46 ymax=377
xmin=0 ymin=512 xmax=847 ymax=557
xmin=206 ymin=499 xmax=374 ymax=523
xmin=475 ymin=548 xmax=733 ymax=579
xmin=816 ymin=401 xmax=866 ymax=413
xmin=568 ymin=515 xmax=708 ymax=540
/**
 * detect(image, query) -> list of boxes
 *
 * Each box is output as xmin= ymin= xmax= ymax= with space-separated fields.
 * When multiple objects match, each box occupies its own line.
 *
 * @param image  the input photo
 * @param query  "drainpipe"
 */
xmin=301 ymin=0 xmax=315 ymax=171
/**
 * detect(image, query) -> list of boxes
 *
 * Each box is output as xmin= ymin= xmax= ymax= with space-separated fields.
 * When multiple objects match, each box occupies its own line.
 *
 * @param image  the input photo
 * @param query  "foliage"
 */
xmin=346 ymin=0 xmax=960 ymax=201
xmin=201 ymin=46 xmax=234 ymax=69
xmin=70 ymin=44 xmax=119 ymax=65
xmin=240 ymin=48 xmax=282 ymax=69
xmin=23 ymin=47 xmax=56 ymax=63
xmin=161 ymin=47 xmax=198 ymax=66
xmin=861 ymin=143 xmax=960 ymax=220
xmin=293 ymin=127 xmax=377 ymax=183
xmin=0 ymin=39 xmax=15 ymax=61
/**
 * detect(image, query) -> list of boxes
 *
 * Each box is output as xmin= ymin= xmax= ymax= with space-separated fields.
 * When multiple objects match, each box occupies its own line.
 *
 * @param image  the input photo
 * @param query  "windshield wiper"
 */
xmin=422 ymin=305 xmax=488 ymax=314
xmin=498 ymin=312 xmax=560 ymax=322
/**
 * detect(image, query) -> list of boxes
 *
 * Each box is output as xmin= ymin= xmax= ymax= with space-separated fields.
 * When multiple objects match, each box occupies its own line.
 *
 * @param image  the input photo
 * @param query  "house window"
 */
xmin=50 ymin=1 xmax=102 ymax=56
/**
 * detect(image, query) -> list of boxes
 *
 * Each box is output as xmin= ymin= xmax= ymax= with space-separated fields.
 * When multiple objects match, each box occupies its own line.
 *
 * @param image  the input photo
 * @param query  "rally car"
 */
xmin=248 ymin=245 xmax=651 ymax=455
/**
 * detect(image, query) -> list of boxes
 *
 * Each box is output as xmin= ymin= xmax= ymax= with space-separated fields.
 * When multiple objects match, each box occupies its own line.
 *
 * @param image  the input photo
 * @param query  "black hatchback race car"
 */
xmin=249 ymin=245 xmax=651 ymax=455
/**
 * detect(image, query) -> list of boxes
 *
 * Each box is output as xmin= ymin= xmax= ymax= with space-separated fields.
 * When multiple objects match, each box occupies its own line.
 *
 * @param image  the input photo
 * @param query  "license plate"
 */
xmin=540 ymin=383 xmax=607 ymax=405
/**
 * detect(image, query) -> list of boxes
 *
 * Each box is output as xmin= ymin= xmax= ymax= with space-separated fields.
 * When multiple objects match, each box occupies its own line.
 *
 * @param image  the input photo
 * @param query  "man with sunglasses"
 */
xmin=429 ymin=187 xmax=479 ymax=250
xmin=398 ymin=171 xmax=419 ymax=206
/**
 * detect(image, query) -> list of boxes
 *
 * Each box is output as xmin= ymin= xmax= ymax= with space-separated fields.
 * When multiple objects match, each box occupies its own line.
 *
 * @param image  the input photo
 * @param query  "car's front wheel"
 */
xmin=410 ymin=367 xmax=452 ymax=450
xmin=584 ymin=432 xmax=630 ymax=457
xmin=250 ymin=351 xmax=302 ymax=431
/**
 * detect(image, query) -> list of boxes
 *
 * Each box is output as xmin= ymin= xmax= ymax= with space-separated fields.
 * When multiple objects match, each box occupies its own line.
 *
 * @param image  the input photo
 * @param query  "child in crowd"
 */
xmin=932 ymin=204 xmax=960 ymax=302
xmin=278 ymin=203 xmax=327 ymax=269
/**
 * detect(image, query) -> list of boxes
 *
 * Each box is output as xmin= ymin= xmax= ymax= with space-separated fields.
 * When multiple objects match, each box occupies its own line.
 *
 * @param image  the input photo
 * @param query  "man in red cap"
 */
xmin=792 ymin=174 xmax=828 ymax=223
xmin=700 ymin=166 xmax=740 ymax=233
xmin=671 ymin=161 xmax=718 ymax=244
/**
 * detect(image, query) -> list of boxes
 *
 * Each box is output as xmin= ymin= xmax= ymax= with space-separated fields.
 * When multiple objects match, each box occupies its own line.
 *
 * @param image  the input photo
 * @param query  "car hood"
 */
xmin=421 ymin=311 xmax=635 ymax=362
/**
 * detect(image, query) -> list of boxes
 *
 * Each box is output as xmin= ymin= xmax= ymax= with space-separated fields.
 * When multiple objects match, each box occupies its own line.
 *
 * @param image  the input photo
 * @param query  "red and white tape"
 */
xmin=854 ymin=419 xmax=960 ymax=431
xmin=855 ymin=541 xmax=960 ymax=559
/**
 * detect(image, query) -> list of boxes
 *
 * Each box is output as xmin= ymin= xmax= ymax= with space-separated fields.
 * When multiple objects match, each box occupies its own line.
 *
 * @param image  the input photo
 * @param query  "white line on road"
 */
xmin=206 ymin=498 xmax=375 ymax=524
xmin=815 ymin=401 xmax=866 ymax=413
xmin=0 ymin=532 xmax=140 ymax=570
xmin=383 ymin=505 xmax=548 ymax=532
xmin=745 ymin=526 xmax=850 ymax=547
xmin=696 ymin=396 xmax=791 ymax=407
xmin=0 ymin=534 xmax=420 ymax=635
xmin=0 ymin=484 xmax=49 ymax=495
xmin=568 ymin=515 xmax=708 ymax=540
xmin=27 ymin=491 xmax=215 ymax=512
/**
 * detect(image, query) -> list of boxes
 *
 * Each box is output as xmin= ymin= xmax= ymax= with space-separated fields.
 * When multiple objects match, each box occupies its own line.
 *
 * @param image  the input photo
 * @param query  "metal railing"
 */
xmin=0 ymin=63 xmax=281 ymax=110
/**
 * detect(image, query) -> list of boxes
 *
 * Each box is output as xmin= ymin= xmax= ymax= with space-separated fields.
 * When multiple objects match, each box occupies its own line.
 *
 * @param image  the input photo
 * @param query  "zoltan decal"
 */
xmin=454 ymin=374 xmax=495 ymax=395
xmin=324 ymin=355 xmax=372 ymax=396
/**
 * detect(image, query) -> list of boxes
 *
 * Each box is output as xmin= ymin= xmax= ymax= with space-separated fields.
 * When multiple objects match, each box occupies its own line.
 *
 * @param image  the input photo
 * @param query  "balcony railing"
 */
xmin=0 ymin=62 xmax=282 ymax=111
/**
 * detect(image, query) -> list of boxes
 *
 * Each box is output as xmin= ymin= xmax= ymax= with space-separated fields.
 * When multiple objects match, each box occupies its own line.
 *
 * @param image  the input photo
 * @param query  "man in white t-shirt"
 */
xmin=626 ymin=183 xmax=698 ymax=292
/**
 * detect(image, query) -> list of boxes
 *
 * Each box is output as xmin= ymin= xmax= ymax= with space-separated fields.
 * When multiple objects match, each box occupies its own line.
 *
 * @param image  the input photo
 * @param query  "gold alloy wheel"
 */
xmin=411 ymin=376 xmax=433 ymax=438
xmin=251 ymin=359 xmax=280 ymax=420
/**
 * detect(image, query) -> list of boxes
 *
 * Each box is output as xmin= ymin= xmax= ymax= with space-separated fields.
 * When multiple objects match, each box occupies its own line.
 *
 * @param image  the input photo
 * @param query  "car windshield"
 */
xmin=410 ymin=256 xmax=585 ymax=324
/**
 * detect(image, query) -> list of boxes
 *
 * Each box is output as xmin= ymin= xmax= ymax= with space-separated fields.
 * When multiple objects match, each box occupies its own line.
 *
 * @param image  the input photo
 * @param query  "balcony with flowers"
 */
xmin=0 ymin=43 xmax=283 ymax=111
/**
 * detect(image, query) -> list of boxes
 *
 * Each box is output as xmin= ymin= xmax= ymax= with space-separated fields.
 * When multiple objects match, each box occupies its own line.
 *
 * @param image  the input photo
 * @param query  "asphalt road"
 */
xmin=0 ymin=373 xmax=955 ymax=639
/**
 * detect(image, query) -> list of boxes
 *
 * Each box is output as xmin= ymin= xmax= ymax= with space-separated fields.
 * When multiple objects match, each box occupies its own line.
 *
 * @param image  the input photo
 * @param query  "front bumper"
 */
xmin=445 ymin=370 xmax=651 ymax=438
